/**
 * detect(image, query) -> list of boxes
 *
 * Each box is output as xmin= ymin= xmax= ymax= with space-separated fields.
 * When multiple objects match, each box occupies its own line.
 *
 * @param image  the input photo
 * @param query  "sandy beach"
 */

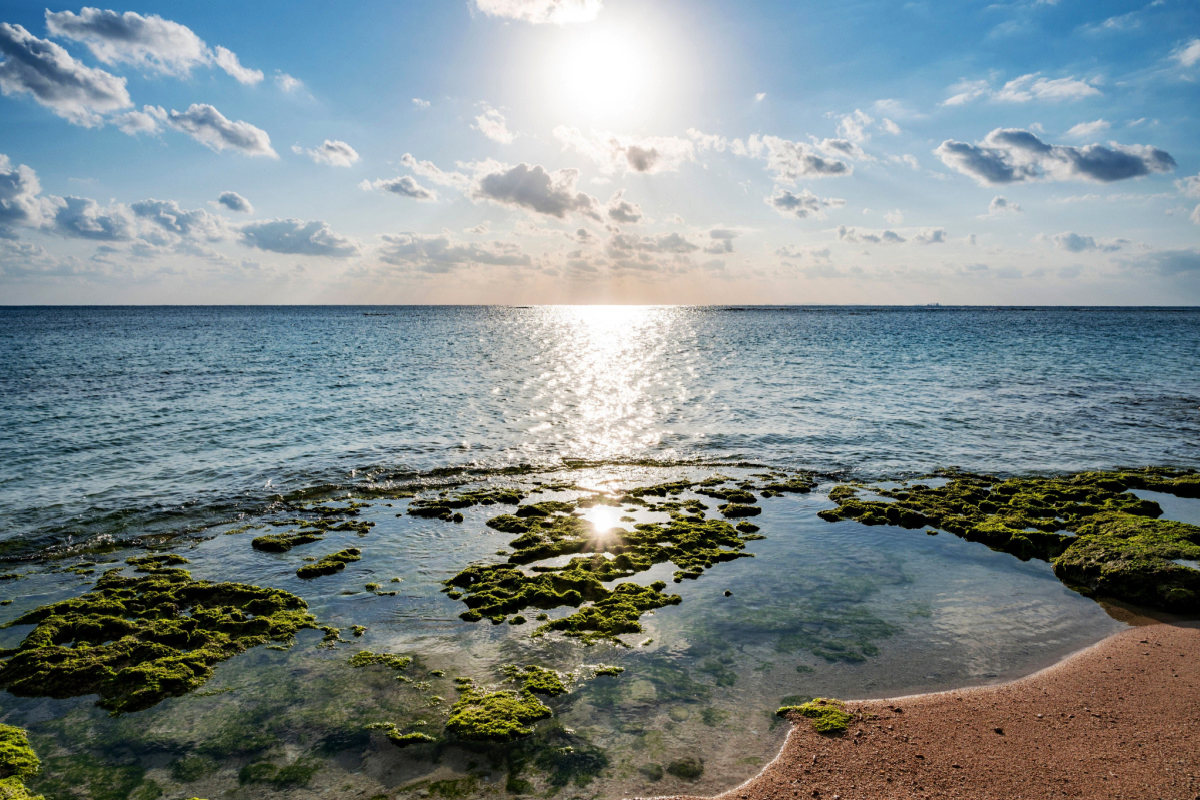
xmin=660 ymin=618 xmax=1200 ymax=800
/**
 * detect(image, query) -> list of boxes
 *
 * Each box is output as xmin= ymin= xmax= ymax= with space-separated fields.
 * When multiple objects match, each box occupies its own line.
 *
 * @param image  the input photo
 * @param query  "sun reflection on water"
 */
xmin=525 ymin=305 xmax=694 ymax=462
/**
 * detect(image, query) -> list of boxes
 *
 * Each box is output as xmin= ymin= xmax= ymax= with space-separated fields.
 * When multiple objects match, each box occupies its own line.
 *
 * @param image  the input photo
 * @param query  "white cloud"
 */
xmin=606 ymin=231 xmax=699 ymax=257
xmin=167 ymin=104 xmax=277 ymax=157
xmin=944 ymin=73 xmax=1100 ymax=106
xmin=704 ymin=228 xmax=739 ymax=254
xmin=554 ymin=126 xmax=696 ymax=174
xmin=0 ymin=22 xmax=131 ymax=126
xmin=51 ymin=196 xmax=134 ymax=240
xmin=212 ymin=45 xmax=263 ymax=84
xmin=606 ymin=189 xmax=643 ymax=223
xmin=378 ymin=232 xmax=531 ymax=271
xmin=749 ymin=135 xmax=851 ymax=182
xmin=1191 ymin=205 xmax=1200 ymax=226
xmin=240 ymin=219 xmax=358 ymax=257
xmin=362 ymin=175 xmax=437 ymax=201
xmin=1065 ymin=119 xmax=1110 ymax=139
xmin=986 ymin=195 xmax=1023 ymax=216
xmin=1050 ymin=232 xmax=1129 ymax=252
xmin=754 ymin=92 xmax=766 ymax=102
xmin=275 ymin=72 xmax=303 ymax=92
xmin=115 ymin=104 xmax=167 ymax=135
xmin=884 ymin=209 xmax=904 ymax=225
xmin=217 ymin=191 xmax=253 ymax=213
xmin=472 ymin=0 xmax=603 ymax=24
xmin=412 ymin=98 xmax=430 ymax=109
xmin=474 ymin=162 xmax=601 ymax=219
xmin=995 ymin=74 xmax=1100 ymax=102
xmin=400 ymin=153 xmax=470 ymax=189
xmin=1172 ymin=38 xmax=1200 ymax=68
xmin=45 ymin=8 xmax=262 ymax=83
xmin=1177 ymin=173 xmax=1200 ymax=198
xmin=131 ymin=198 xmax=228 ymax=240
xmin=836 ymin=109 xmax=874 ymax=143
xmin=0 ymin=153 xmax=61 ymax=232
xmin=934 ymin=128 xmax=1174 ymax=185
xmin=474 ymin=106 xmax=514 ymax=143
xmin=767 ymin=188 xmax=845 ymax=219
xmin=302 ymin=139 xmax=360 ymax=167
xmin=836 ymin=225 xmax=943 ymax=245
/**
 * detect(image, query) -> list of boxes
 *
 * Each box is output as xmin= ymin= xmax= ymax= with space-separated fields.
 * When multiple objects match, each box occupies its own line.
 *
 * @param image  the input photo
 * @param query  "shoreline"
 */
xmin=652 ymin=616 xmax=1200 ymax=800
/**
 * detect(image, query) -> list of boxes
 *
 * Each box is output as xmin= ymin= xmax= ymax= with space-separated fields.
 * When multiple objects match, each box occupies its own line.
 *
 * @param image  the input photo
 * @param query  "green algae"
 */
xmin=776 ymin=697 xmax=853 ymax=735
xmin=365 ymin=722 xmax=436 ymax=747
xmin=0 ymin=725 xmax=41 ymax=800
xmin=0 ymin=567 xmax=317 ymax=714
xmin=534 ymin=582 xmax=681 ymax=645
xmin=666 ymin=757 xmax=704 ymax=780
xmin=408 ymin=488 xmax=525 ymax=520
xmin=125 ymin=554 xmax=189 ymax=571
xmin=237 ymin=758 xmax=320 ymax=787
xmin=503 ymin=665 xmax=567 ymax=696
xmin=718 ymin=503 xmax=761 ymax=517
xmin=817 ymin=468 xmax=1200 ymax=612
xmin=349 ymin=650 xmax=412 ymax=673
xmin=296 ymin=548 xmax=361 ymax=579
xmin=445 ymin=682 xmax=552 ymax=742
xmin=251 ymin=531 xmax=324 ymax=552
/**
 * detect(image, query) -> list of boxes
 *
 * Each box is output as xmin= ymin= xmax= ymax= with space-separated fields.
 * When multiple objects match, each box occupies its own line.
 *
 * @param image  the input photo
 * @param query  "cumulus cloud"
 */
xmin=1176 ymin=173 xmax=1200 ymax=198
xmin=836 ymin=109 xmax=899 ymax=143
xmin=412 ymin=97 xmax=430 ymax=109
xmin=704 ymin=228 xmax=739 ymax=254
xmin=240 ymin=219 xmax=358 ymax=257
xmin=767 ymin=188 xmax=845 ymax=219
xmin=934 ymin=128 xmax=1174 ymax=186
xmin=944 ymin=73 xmax=1100 ymax=105
xmin=301 ymin=139 xmax=360 ymax=167
xmin=0 ymin=22 xmax=131 ymax=125
xmin=748 ymin=135 xmax=851 ymax=183
xmin=217 ymin=191 xmax=253 ymax=213
xmin=606 ymin=231 xmax=699 ymax=257
xmin=474 ymin=106 xmax=514 ymax=143
xmin=1172 ymin=38 xmax=1200 ymax=68
xmin=554 ymin=126 xmax=696 ymax=174
xmin=115 ymin=104 xmax=167 ymax=135
xmin=472 ymin=0 xmax=603 ymax=24
xmin=131 ymin=198 xmax=227 ymax=241
xmin=473 ymin=162 xmax=600 ymax=220
xmin=1051 ymin=232 xmax=1129 ymax=252
xmin=1065 ymin=119 xmax=1110 ymax=139
xmin=362 ymin=175 xmax=437 ymax=201
xmin=45 ymin=8 xmax=262 ymax=83
xmin=837 ymin=225 xmax=906 ymax=245
xmin=378 ymin=232 xmax=531 ymax=272
xmin=400 ymin=153 xmax=469 ymax=189
xmin=913 ymin=228 xmax=946 ymax=245
xmin=167 ymin=104 xmax=276 ymax=157
xmin=0 ymin=153 xmax=61 ymax=232
xmin=212 ymin=45 xmax=263 ymax=84
xmin=606 ymin=189 xmax=642 ymax=223
xmin=52 ymin=196 xmax=133 ymax=240
xmin=986 ymin=195 xmax=1022 ymax=216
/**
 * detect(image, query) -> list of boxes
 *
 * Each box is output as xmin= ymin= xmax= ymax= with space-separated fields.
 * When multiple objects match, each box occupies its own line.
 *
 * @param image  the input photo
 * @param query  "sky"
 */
xmin=0 ymin=0 xmax=1198 ymax=304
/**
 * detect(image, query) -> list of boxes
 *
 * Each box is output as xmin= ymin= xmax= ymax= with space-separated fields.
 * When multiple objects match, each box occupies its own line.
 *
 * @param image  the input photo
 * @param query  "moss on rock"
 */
xmin=251 ymin=532 xmax=325 ymax=552
xmin=295 ymin=548 xmax=361 ymax=579
xmin=445 ymin=684 xmax=552 ymax=742
xmin=777 ymin=697 xmax=853 ymax=735
xmin=0 ymin=724 xmax=41 ymax=799
xmin=0 ymin=567 xmax=316 ymax=713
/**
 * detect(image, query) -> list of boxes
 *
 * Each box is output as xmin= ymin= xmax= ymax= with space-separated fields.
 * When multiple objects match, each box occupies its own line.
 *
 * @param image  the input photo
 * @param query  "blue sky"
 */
xmin=1 ymin=0 xmax=1198 ymax=303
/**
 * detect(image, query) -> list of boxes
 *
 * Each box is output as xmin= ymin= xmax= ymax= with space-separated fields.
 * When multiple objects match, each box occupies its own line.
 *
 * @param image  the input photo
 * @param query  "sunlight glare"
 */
xmin=552 ymin=26 xmax=660 ymax=122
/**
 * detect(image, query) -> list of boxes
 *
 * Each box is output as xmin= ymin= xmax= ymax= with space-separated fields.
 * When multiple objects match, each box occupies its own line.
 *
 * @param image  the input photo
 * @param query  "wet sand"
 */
xmin=658 ymin=618 xmax=1200 ymax=800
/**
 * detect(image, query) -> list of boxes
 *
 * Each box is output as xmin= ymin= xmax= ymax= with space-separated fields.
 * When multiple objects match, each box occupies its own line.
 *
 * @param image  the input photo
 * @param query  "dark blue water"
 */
xmin=2 ymin=306 xmax=1198 ymax=550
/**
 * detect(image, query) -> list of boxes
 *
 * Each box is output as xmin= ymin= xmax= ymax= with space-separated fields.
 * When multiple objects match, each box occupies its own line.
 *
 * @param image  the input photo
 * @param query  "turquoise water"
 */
xmin=0 ymin=306 xmax=1197 ymax=799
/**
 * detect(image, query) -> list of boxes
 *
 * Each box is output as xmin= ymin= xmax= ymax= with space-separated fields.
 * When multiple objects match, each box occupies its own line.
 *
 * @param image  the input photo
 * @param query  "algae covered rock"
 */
xmin=817 ymin=468 xmax=1200 ymax=612
xmin=0 ymin=724 xmax=43 ymax=799
xmin=251 ymin=531 xmax=325 ymax=552
xmin=776 ymin=697 xmax=853 ymax=735
xmin=445 ymin=685 xmax=552 ymax=742
xmin=296 ymin=548 xmax=362 ymax=579
xmin=0 ymin=566 xmax=317 ymax=713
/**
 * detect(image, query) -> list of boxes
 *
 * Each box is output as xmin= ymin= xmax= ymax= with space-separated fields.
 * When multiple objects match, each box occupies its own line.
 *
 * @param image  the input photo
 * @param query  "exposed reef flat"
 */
xmin=660 ymin=620 xmax=1200 ymax=800
xmin=818 ymin=468 xmax=1200 ymax=612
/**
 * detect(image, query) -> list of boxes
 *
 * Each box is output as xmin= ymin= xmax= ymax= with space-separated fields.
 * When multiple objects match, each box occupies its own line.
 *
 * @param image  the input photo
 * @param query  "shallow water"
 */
xmin=0 ymin=306 xmax=1197 ymax=799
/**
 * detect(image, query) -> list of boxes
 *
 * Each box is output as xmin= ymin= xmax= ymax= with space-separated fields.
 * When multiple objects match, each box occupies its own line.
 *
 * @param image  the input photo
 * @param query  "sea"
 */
xmin=0 ymin=305 xmax=1198 ymax=799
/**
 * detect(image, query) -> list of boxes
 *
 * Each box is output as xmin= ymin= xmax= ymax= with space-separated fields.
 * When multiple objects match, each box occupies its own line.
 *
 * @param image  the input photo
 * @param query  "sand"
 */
xmin=657 ymin=620 xmax=1199 ymax=800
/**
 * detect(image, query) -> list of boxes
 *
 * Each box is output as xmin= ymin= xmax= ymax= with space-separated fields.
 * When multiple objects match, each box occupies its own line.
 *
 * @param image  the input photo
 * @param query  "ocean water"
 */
xmin=0 ymin=305 xmax=1198 ymax=800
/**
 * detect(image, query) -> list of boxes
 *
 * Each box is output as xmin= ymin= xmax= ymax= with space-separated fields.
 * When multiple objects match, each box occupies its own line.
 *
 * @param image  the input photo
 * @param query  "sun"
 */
xmin=551 ymin=25 xmax=661 ymax=123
